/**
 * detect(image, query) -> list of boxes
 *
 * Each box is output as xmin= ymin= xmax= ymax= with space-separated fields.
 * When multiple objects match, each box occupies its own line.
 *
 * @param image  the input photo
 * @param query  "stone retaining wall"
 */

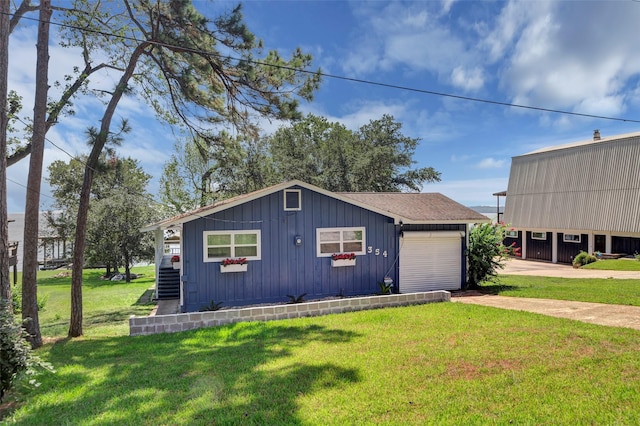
xmin=130 ymin=291 xmax=450 ymax=336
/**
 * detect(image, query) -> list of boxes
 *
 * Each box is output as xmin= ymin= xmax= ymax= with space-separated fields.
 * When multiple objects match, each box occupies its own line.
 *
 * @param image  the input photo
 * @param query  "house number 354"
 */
xmin=368 ymin=247 xmax=388 ymax=257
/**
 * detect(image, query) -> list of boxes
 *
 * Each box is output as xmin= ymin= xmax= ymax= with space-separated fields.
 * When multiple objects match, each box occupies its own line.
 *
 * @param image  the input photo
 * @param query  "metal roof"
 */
xmin=504 ymin=132 xmax=640 ymax=233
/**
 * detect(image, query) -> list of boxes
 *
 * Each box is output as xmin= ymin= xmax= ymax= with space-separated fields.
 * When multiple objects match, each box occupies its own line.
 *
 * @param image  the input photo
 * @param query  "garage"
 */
xmin=399 ymin=231 xmax=464 ymax=293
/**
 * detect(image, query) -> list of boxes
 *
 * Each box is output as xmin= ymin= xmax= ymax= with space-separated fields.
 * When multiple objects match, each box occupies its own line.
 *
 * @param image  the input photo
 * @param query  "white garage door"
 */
xmin=400 ymin=231 xmax=464 ymax=293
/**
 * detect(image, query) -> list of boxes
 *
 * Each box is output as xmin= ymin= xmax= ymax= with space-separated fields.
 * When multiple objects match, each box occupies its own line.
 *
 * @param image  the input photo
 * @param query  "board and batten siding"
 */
xmin=504 ymin=135 xmax=640 ymax=234
xmin=180 ymin=186 xmax=398 ymax=311
xmin=556 ymin=233 xmax=588 ymax=264
xmin=525 ymin=231 xmax=552 ymax=262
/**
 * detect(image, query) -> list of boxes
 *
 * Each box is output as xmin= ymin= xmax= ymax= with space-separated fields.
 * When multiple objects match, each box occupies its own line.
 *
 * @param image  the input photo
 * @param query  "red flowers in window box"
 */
xmin=331 ymin=253 xmax=356 ymax=261
xmin=170 ymin=255 xmax=180 ymax=263
xmin=222 ymin=257 xmax=248 ymax=266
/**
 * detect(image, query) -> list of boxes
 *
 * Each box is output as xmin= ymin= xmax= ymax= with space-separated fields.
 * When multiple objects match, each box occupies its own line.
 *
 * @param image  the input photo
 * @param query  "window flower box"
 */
xmin=220 ymin=263 xmax=247 ymax=273
xmin=331 ymin=253 xmax=356 ymax=267
xmin=170 ymin=255 xmax=181 ymax=269
xmin=220 ymin=257 xmax=248 ymax=273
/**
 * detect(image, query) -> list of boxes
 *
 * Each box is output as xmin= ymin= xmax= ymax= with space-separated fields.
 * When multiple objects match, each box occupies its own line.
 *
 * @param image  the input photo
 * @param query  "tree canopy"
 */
xmin=160 ymin=114 xmax=441 ymax=210
xmin=47 ymin=154 xmax=156 ymax=279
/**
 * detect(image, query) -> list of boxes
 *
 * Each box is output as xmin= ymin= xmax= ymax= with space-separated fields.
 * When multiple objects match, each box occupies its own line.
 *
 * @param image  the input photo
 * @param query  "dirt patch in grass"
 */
xmin=445 ymin=358 xmax=524 ymax=380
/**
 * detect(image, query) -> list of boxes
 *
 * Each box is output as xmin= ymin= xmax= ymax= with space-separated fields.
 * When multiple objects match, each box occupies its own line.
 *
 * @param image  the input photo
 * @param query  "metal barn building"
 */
xmin=502 ymin=130 xmax=640 ymax=263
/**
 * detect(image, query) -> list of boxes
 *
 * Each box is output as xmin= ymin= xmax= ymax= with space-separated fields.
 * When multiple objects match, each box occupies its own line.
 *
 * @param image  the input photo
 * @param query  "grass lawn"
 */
xmin=581 ymin=258 xmax=640 ymax=271
xmin=483 ymin=275 xmax=640 ymax=306
xmin=3 ymin=303 xmax=640 ymax=425
xmin=14 ymin=265 xmax=157 ymax=338
xmin=4 ymin=270 xmax=640 ymax=424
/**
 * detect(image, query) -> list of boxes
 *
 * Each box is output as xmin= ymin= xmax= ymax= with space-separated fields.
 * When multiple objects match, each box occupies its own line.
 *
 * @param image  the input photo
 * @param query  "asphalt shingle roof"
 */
xmin=339 ymin=192 xmax=488 ymax=222
xmin=144 ymin=181 xmax=489 ymax=231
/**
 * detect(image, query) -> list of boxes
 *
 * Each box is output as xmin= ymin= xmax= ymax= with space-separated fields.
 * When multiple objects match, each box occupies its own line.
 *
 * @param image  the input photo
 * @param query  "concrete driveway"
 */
xmin=452 ymin=258 xmax=640 ymax=331
xmin=500 ymin=258 xmax=640 ymax=279
xmin=453 ymin=295 xmax=640 ymax=331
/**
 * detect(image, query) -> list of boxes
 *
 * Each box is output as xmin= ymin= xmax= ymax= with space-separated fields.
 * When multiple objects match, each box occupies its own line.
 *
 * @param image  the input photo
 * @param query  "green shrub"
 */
xmin=11 ymin=286 xmax=21 ymax=313
xmin=200 ymin=300 xmax=223 ymax=312
xmin=635 ymin=252 xmax=640 ymax=262
xmin=0 ymin=301 xmax=54 ymax=403
xmin=11 ymin=288 xmax=48 ymax=313
xmin=467 ymin=223 xmax=518 ymax=289
xmin=286 ymin=293 xmax=307 ymax=304
xmin=377 ymin=281 xmax=393 ymax=295
xmin=573 ymin=251 xmax=597 ymax=268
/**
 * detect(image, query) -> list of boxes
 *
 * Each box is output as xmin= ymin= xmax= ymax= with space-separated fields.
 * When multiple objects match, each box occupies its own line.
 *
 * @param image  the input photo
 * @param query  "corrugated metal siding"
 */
xmin=556 ymin=233 xmax=588 ymax=264
xmin=504 ymin=136 xmax=640 ymax=233
xmin=180 ymin=186 xmax=399 ymax=311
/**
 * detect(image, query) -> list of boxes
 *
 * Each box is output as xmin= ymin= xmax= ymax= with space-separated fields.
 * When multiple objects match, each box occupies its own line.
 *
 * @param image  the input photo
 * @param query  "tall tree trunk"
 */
xmin=124 ymin=256 xmax=131 ymax=283
xmin=69 ymin=43 xmax=149 ymax=337
xmin=0 ymin=0 xmax=11 ymax=309
xmin=22 ymin=0 xmax=51 ymax=348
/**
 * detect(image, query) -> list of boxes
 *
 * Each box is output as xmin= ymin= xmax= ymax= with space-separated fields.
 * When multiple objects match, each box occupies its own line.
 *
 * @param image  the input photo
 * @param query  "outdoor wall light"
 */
xmin=294 ymin=235 xmax=303 ymax=246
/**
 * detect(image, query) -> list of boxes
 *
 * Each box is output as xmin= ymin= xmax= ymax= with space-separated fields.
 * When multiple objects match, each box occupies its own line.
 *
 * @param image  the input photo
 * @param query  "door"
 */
xmin=594 ymin=234 xmax=606 ymax=253
xmin=400 ymin=231 xmax=463 ymax=293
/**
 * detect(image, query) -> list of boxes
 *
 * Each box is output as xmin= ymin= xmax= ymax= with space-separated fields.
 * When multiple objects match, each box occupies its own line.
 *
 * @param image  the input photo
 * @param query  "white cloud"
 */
xmin=451 ymin=66 xmax=484 ymax=91
xmin=450 ymin=154 xmax=471 ymax=163
xmin=343 ymin=2 xmax=483 ymax=87
xmin=476 ymin=157 xmax=506 ymax=169
xmin=441 ymin=0 xmax=456 ymax=15
xmin=424 ymin=177 xmax=509 ymax=206
xmin=488 ymin=0 xmax=640 ymax=117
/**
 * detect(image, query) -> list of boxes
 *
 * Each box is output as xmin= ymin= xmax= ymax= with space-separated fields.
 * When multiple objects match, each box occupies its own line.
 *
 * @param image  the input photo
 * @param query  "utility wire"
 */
xmin=9 ymin=114 xmax=99 ymax=173
xmin=6 ymin=176 xmax=56 ymax=201
xmin=3 ymin=10 xmax=640 ymax=124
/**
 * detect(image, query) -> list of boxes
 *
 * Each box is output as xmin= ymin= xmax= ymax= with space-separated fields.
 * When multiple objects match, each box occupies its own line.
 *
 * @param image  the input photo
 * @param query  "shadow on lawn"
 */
xmin=16 ymin=322 xmax=361 ymax=424
xmin=478 ymin=283 xmax=520 ymax=294
xmin=40 ymin=305 xmax=155 ymax=336
xmin=37 ymin=269 xmax=155 ymax=289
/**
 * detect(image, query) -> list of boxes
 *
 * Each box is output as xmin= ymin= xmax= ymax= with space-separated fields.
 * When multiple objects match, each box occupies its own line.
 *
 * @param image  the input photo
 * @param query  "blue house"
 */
xmin=143 ymin=181 xmax=489 ymax=312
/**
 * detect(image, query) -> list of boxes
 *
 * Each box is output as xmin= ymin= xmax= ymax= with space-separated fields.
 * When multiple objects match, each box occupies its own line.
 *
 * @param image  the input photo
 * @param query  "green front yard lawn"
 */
xmin=581 ymin=258 xmax=640 ymax=271
xmin=4 ymin=269 xmax=640 ymax=424
xmin=484 ymin=275 xmax=640 ymax=306
xmin=5 ymin=303 xmax=640 ymax=425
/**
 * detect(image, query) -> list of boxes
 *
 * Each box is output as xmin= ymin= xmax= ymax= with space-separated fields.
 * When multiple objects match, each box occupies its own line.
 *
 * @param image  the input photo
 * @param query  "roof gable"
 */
xmin=504 ymin=132 xmax=640 ymax=233
xmin=143 ymin=180 xmax=488 ymax=231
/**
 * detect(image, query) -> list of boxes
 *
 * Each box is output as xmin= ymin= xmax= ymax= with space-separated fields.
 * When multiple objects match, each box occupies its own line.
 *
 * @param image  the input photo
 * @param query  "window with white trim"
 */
xmin=563 ymin=234 xmax=581 ymax=243
xmin=505 ymin=230 xmax=518 ymax=238
xmin=284 ymin=189 xmax=302 ymax=211
xmin=203 ymin=230 xmax=261 ymax=262
xmin=316 ymin=227 xmax=366 ymax=257
xmin=531 ymin=232 xmax=546 ymax=240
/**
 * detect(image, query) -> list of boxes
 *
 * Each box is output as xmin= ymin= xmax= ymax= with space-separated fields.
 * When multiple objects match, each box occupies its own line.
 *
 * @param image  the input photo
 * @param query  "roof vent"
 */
xmin=593 ymin=129 xmax=601 ymax=141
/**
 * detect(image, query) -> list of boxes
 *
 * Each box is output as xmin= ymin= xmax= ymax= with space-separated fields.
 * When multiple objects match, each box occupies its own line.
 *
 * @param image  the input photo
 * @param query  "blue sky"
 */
xmin=7 ymin=0 xmax=640 ymax=213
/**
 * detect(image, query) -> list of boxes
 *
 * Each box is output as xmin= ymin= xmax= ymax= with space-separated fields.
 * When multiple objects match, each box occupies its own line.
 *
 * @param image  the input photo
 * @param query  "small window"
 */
xmin=531 ymin=232 xmax=546 ymax=240
xmin=316 ymin=227 xmax=366 ymax=257
xmin=203 ymin=230 xmax=261 ymax=262
xmin=563 ymin=234 xmax=581 ymax=243
xmin=505 ymin=230 xmax=518 ymax=238
xmin=284 ymin=189 xmax=302 ymax=211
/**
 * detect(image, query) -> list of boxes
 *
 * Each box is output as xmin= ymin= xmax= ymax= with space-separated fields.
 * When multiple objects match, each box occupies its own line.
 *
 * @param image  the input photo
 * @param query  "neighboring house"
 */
xmin=143 ymin=180 xmax=488 ymax=312
xmin=501 ymin=130 xmax=640 ymax=264
xmin=7 ymin=212 xmax=65 ymax=271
